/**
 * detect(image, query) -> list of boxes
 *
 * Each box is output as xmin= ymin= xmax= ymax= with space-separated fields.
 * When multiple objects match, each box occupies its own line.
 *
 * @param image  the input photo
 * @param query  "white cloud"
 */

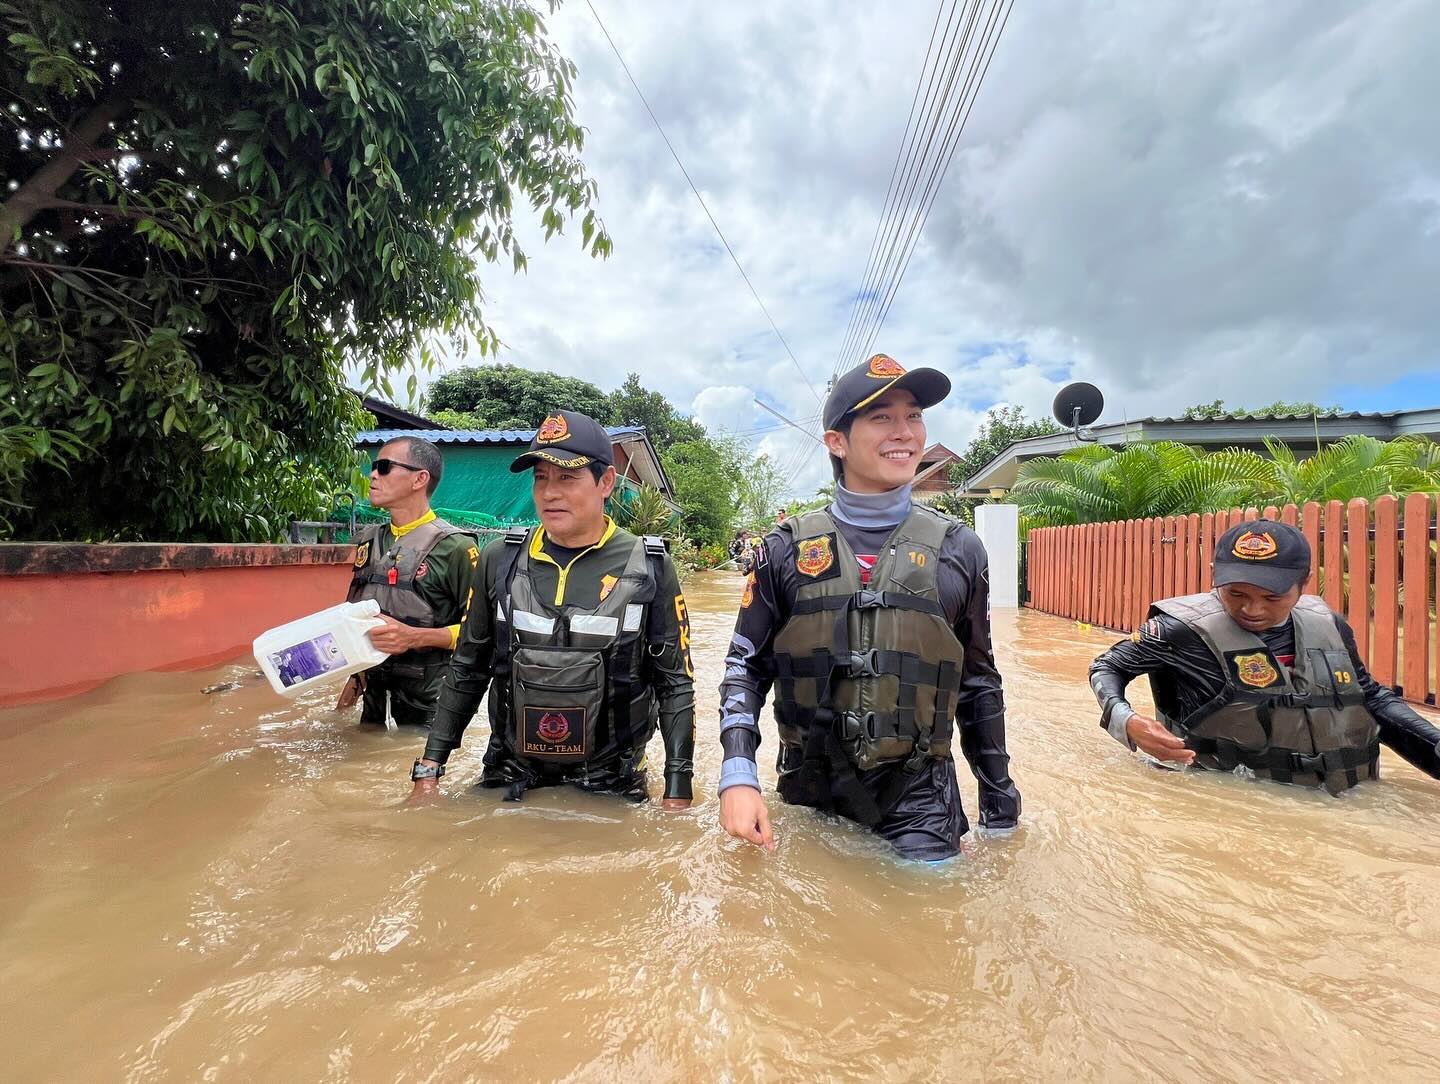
xmin=431 ymin=0 xmax=1440 ymax=495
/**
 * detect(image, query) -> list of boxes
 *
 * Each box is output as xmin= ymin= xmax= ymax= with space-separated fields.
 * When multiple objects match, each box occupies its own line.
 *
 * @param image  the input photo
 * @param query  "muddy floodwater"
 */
xmin=3 ymin=570 xmax=1439 ymax=1081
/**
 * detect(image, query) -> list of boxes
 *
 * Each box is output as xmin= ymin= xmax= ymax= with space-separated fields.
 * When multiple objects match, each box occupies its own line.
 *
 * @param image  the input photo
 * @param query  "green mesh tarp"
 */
xmin=337 ymin=442 xmax=649 ymax=544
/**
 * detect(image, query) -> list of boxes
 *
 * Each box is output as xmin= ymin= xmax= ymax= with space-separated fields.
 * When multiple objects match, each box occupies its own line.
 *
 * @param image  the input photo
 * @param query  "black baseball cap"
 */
xmin=1212 ymin=519 xmax=1311 ymax=594
xmin=823 ymin=353 xmax=951 ymax=432
xmin=509 ymin=410 xmax=615 ymax=473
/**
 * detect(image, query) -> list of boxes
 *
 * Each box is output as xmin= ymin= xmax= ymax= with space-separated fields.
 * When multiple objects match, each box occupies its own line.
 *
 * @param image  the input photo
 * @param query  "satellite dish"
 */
xmin=1053 ymin=382 xmax=1104 ymax=429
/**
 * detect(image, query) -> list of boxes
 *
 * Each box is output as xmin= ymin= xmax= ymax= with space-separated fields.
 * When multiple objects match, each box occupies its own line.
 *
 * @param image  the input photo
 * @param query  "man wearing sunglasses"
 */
xmin=342 ymin=436 xmax=478 ymax=727
xmin=407 ymin=410 xmax=695 ymax=810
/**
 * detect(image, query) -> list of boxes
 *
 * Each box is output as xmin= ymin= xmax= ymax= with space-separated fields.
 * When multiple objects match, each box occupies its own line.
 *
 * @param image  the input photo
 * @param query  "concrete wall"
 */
xmin=975 ymin=504 xmax=1020 ymax=608
xmin=0 ymin=543 xmax=355 ymax=706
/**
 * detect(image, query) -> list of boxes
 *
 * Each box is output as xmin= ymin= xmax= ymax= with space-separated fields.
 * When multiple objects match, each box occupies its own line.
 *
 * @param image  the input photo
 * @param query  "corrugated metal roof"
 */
xmin=356 ymin=426 xmax=644 ymax=445
xmin=1137 ymin=410 xmax=1403 ymax=424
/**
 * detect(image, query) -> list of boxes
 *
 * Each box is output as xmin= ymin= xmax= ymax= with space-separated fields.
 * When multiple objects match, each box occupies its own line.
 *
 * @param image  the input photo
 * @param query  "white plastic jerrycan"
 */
xmin=253 ymin=599 xmax=389 ymax=698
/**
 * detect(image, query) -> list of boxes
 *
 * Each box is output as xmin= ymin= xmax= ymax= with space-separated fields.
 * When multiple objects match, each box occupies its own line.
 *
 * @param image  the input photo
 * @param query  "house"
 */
xmin=911 ymin=442 xmax=962 ymax=493
xmin=356 ymin=394 xmax=450 ymax=431
xmin=962 ymin=408 xmax=1440 ymax=495
xmin=355 ymin=426 xmax=676 ymax=528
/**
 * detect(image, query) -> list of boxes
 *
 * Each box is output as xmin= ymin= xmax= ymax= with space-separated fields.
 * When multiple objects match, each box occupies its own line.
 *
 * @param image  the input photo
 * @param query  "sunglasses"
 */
xmin=371 ymin=457 xmax=425 ymax=476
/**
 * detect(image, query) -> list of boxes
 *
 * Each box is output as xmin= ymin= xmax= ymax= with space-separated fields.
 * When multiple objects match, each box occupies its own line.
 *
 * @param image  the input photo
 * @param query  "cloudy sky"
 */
xmin=454 ymin=0 xmax=1440 ymax=496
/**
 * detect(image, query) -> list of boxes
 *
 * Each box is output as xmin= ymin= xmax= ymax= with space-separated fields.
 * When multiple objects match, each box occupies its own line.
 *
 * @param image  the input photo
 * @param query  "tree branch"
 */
xmin=0 ymin=92 xmax=134 ymax=256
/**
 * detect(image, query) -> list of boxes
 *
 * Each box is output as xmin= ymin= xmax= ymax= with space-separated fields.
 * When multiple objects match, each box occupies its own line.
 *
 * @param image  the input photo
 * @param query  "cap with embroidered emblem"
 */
xmin=823 ymin=353 xmax=951 ymax=432
xmin=1212 ymin=518 xmax=1311 ymax=594
xmin=509 ymin=410 xmax=615 ymax=473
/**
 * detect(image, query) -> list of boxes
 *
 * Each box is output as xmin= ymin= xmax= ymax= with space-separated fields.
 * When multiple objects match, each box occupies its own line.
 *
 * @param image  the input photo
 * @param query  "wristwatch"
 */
xmin=411 ymin=759 xmax=445 ymax=781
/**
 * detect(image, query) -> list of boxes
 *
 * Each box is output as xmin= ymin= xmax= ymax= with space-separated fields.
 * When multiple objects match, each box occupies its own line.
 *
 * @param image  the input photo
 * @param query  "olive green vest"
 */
xmin=1152 ymin=592 xmax=1380 ymax=794
xmin=771 ymin=506 xmax=966 ymax=772
xmin=348 ymin=517 xmax=468 ymax=665
xmin=492 ymin=528 xmax=666 ymax=773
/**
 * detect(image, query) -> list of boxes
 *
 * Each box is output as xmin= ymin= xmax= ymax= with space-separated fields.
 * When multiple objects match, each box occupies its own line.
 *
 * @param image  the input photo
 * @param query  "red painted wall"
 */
xmin=1 ymin=546 xmax=354 ymax=706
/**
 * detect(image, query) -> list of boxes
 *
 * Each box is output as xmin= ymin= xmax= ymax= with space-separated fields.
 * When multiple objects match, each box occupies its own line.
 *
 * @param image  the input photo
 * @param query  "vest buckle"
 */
xmin=854 ymin=590 xmax=885 ymax=610
xmin=842 ymin=650 xmax=881 ymax=677
xmin=902 ymin=732 xmax=932 ymax=774
xmin=834 ymin=711 xmax=874 ymax=762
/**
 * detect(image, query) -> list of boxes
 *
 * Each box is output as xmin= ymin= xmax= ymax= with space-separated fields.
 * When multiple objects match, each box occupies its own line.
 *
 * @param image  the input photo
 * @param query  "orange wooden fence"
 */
xmin=1025 ymin=496 xmax=1438 ymax=706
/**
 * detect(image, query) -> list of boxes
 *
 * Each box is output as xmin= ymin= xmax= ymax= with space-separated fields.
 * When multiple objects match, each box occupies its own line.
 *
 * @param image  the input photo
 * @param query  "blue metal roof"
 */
xmin=356 ymin=426 xmax=644 ymax=445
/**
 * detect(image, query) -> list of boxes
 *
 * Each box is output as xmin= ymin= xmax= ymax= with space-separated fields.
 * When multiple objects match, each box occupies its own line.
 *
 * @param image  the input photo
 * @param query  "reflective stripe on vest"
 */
xmin=1151 ymin=592 xmax=1380 ymax=793
xmin=495 ymin=529 xmax=659 ymax=769
xmin=771 ymin=506 xmax=966 ymax=773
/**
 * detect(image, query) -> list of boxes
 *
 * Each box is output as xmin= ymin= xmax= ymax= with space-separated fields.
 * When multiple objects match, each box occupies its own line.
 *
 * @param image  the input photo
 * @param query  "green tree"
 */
xmin=737 ymin=452 xmax=786 ymax=531
xmin=1012 ymin=441 xmax=1275 ymax=528
xmin=427 ymin=408 xmax=489 ymax=430
xmin=662 ymin=436 xmax=744 ymax=545
xmin=2 ymin=0 xmax=609 ymax=540
xmin=425 ymin=363 xmax=613 ymax=430
xmin=947 ymin=405 xmax=1060 ymax=489
xmin=1181 ymin=399 xmax=1342 ymax=420
xmin=606 ymin=372 xmax=706 ymax=451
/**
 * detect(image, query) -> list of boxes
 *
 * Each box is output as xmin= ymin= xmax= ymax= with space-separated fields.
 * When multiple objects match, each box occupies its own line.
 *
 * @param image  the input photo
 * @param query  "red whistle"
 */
xmin=387 ymin=567 xmax=399 ymax=585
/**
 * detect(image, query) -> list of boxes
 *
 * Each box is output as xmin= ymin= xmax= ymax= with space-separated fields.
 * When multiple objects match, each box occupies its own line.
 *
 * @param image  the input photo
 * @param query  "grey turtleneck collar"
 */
xmin=830 ymin=480 xmax=913 ymax=530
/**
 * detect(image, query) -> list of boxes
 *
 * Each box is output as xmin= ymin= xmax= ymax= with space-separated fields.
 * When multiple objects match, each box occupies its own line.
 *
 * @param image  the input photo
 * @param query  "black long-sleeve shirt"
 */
xmin=717 ymin=509 xmax=1021 ymax=828
xmin=1089 ymin=609 xmax=1440 ymax=778
xmin=421 ymin=523 xmax=695 ymax=799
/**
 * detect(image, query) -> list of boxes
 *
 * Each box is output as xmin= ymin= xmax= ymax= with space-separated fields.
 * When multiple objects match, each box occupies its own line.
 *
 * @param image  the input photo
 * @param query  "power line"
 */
xmin=846 ymin=0 xmax=989 ymax=367
xmin=585 ymin=1 xmax=823 ymax=410
xmin=832 ymin=0 xmax=968 ymax=375
xmin=831 ymin=0 xmax=1015 ymax=373
xmin=853 ymin=0 xmax=1013 ymax=363
xmin=753 ymin=400 xmax=826 ymax=445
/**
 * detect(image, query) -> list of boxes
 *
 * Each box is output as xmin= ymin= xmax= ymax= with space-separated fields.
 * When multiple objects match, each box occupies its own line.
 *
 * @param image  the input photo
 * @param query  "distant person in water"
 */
xmin=1089 ymin=519 xmax=1440 ymax=792
xmin=716 ymin=354 xmax=1021 ymax=860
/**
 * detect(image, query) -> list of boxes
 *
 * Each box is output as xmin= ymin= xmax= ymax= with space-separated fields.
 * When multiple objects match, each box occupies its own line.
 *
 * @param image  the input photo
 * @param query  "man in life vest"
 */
xmin=342 ymin=436 xmax=478 ymax=726
xmin=1089 ymin=519 xmax=1440 ymax=791
xmin=716 ymin=354 xmax=1021 ymax=860
xmin=408 ymin=410 xmax=695 ymax=808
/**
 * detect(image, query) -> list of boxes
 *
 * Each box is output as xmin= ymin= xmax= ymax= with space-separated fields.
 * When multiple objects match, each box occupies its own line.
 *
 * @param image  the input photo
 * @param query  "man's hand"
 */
xmin=406 ymin=778 xmax=440 ymax=804
xmin=719 ymin=786 xmax=775 ymax=852
xmin=335 ymin=673 xmax=365 ymax=711
xmin=660 ymin=797 xmax=693 ymax=812
xmin=367 ymin=614 xmax=416 ymax=655
xmin=1125 ymin=714 xmax=1196 ymax=765
xmin=405 ymin=758 xmax=444 ymax=805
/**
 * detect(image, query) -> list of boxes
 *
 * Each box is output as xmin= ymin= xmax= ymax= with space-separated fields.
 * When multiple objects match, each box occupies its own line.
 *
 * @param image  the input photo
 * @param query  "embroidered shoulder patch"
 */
xmin=796 ymin=535 xmax=834 ymax=577
xmin=740 ymin=572 xmax=756 ymax=609
xmin=599 ymin=573 xmax=618 ymax=602
xmin=353 ymin=544 xmax=369 ymax=569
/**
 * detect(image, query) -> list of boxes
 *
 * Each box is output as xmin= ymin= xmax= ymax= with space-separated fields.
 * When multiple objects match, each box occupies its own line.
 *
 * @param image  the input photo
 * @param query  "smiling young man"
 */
xmin=342 ymin=436 xmax=478 ymax=727
xmin=1089 ymin=519 xmax=1440 ymax=792
xmin=407 ymin=410 xmax=695 ymax=809
xmin=716 ymin=353 xmax=1021 ymax=860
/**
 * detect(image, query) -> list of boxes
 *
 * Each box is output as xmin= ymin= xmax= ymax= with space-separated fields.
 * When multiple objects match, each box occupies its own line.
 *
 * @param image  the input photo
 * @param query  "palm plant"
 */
xmin=1012 ymin=441 xmax=1275 ymax=528
xmin=611 ymin=483 xmax=676 ymax=536
xmin=1262 ymin=435 xmax=1440 ymax=504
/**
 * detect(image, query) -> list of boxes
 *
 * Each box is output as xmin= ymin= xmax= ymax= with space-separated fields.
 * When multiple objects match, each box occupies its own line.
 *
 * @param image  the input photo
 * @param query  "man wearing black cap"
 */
xmin=717 ymin=353 xmax=1021 ymax=860
xmin=1090 ymin=519 xmax=1440 ymax=792
xmin=407 ymin=410 xmax=696 ymax=809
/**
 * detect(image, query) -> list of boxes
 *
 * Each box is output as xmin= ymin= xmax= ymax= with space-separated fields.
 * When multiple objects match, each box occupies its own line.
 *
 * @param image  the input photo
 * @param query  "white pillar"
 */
xmin=975 ymin=503 xmax=1020 ymax=608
